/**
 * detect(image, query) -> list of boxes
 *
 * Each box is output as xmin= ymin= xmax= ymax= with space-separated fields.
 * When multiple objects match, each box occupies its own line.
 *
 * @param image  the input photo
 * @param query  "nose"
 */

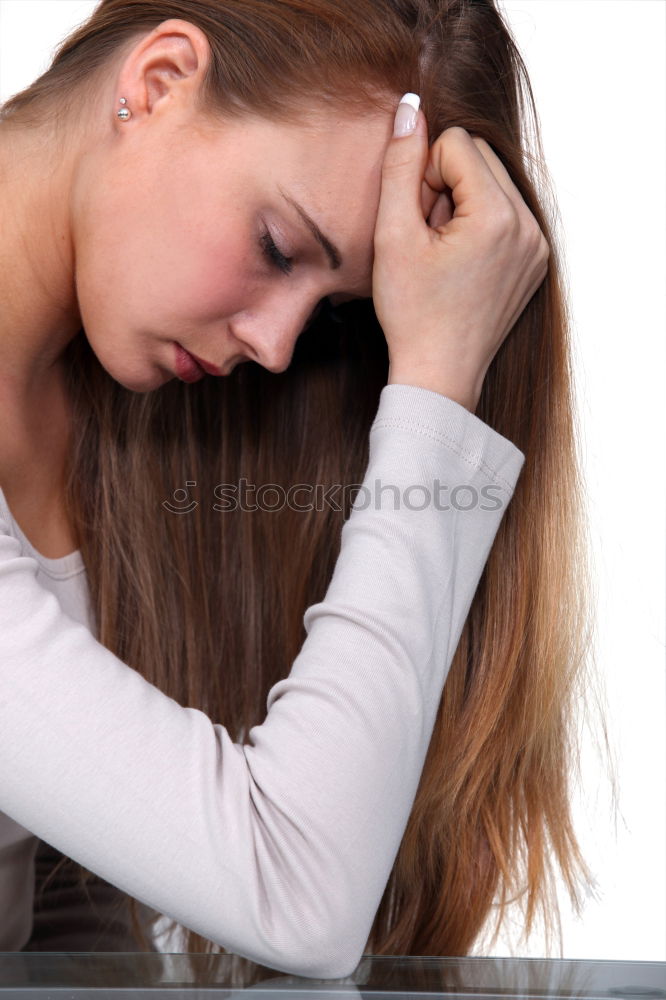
xmin=231 ymin=298 xmax=322 ymax=375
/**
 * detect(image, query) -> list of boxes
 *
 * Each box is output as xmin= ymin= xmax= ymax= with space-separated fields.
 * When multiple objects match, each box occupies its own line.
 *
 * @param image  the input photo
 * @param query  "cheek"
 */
xmin=163 ymin=179 xmax=256 ymax=322
xmin=76 ymin=203 xmax=252 ymax=339
xmin=73 ymin=184 xmax=178 ymax=334
xmin=173 ymin=233 xmax=254 ymax=324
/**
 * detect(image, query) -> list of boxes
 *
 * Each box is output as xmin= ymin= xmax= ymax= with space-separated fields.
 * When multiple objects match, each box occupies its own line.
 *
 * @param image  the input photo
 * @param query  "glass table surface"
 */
xmin=0 ymin=953 xmax=663 ymax=999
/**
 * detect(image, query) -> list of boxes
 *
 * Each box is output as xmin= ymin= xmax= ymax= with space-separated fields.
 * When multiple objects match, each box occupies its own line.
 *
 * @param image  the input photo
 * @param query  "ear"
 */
xmin=115 ymin=18 xmax=211 ymax=120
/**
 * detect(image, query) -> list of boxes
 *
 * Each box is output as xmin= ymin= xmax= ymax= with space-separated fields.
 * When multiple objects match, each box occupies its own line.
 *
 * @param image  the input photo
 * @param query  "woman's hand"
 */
xmin=372 ymin=111 xmax=550 ymax=411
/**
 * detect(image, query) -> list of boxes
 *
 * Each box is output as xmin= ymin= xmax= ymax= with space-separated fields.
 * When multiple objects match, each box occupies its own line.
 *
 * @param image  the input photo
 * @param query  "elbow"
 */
xmin=253 ymin=903 xmax=366 ymax=979
xmin=287 ymin=935 xmax=366 ymax=980
xmin=289 ymin=907 xmax=368 ymax=979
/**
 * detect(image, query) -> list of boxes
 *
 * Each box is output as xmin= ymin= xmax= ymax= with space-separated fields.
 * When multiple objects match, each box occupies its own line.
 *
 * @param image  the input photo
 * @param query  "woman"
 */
xmin=0 ymin=0 xmax=603 ymax=982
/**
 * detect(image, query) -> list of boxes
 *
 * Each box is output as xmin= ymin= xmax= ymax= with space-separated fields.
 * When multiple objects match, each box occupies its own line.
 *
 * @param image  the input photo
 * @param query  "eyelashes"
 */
xmin=260 ymin=229 xmax=294 ymax=275
xmin=259 ymin=228 xmax=343 ymax=326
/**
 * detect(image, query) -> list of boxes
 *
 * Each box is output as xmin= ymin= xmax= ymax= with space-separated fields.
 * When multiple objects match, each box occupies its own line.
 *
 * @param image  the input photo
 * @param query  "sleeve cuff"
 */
xmin=370 ymin=383 xmax=526 ymax=497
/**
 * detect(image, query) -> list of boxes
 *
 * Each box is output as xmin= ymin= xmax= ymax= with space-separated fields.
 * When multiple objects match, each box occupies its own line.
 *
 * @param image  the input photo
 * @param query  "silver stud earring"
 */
xmin=116 ymin=97 xmax=131 ymax=121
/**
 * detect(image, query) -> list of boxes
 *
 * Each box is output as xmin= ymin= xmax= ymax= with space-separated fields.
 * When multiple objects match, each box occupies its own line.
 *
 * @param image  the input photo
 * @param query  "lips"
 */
xmin=186 ymin=350 xmax=223 ymax=377
xmin=174 ymin=343 xmax=205 ymax=382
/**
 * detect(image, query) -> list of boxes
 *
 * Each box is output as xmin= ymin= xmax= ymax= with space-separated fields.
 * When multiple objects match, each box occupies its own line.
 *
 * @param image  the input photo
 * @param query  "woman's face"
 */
xmin=71 ymin=93 xmax=396 ymax=391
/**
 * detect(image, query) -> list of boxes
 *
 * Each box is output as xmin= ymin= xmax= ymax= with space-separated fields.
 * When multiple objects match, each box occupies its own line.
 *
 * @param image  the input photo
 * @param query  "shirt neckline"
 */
xmin=0 ymin=486 xmax=85 ymax=578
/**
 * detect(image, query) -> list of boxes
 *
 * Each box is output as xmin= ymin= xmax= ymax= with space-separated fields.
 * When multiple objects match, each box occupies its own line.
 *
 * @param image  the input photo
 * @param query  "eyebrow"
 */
xmin=278 ymin=187 xmax=343 ymax=271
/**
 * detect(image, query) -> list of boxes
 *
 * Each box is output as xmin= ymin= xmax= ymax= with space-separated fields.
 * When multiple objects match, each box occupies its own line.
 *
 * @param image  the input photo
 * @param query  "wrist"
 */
xmin=387 ymin=365 xmax=483 ymax=413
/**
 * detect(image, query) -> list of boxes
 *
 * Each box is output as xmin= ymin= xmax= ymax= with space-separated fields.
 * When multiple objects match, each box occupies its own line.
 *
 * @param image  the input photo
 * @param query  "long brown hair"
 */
xmin=1 ymin=0 xmax=616 ymax=981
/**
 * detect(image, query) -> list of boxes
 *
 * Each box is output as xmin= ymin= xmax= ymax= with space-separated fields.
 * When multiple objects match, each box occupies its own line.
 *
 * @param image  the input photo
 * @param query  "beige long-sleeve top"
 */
xmin=0 ymin=383 xmax=525 ymax=977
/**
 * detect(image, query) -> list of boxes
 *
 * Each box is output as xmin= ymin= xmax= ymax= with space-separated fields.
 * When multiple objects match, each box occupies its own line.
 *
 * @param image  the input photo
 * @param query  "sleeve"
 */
xmin=0 ymin=383 xmax=525 ymax=979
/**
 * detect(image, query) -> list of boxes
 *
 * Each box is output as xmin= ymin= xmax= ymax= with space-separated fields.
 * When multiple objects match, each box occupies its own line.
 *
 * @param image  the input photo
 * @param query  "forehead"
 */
xmin=221 ymin=105 xmax=395 ymax=282
xmin=245 ymin=105 xmax=394 ymax=181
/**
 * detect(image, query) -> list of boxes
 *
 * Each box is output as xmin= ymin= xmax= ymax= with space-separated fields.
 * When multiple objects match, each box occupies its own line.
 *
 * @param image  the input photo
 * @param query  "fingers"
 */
xmin=421 ymin=178 xmax=454 ymax=229
xmin=427 ymin=188 xmax=454 ymax=229
xmin=374 ymin=107 xmax=430 ymax=251
xmin=423 ymin=127 xmax=502 ymax=220
xmin=420 ymin=179 xmax=439 ymax=220
xmin=424 ymin=126 xmax=547 ymax=250
xmin=467 ymin=135 xmax=549 ymax=258
xmin=467 ymin=135 xmax=525 ymax=214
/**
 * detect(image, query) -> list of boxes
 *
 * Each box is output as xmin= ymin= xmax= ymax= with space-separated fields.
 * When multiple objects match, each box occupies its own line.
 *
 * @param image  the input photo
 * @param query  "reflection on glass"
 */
xmin=0 ymin=953 xmax=665 ymax=996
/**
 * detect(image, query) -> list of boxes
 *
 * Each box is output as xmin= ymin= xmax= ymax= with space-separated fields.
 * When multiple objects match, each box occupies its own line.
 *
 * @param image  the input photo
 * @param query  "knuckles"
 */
xmin=525 ymin=222 xmax=550 ymax=263
xmin=484 ymin=197 xmax=519 ymax=238
xmin=378 ymin=119 xmax=552 ymax=274
xmin=538 ymin=232 xmax=551 ymax=262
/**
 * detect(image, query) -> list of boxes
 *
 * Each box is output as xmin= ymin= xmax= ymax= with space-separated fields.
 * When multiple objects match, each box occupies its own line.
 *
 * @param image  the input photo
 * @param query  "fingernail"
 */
xmin=393 ymin=92 xmax=420 ymax=137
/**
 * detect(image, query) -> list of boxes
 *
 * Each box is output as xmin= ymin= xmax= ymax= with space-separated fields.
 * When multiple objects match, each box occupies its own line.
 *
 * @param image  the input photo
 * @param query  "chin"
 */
xmin=120 ymin=377 xmax=168 ymax=393
xmin=100 ymin=359 xmax=172 ymax=393
xmin=84 ymin=327 xmax=173 ymax=392
xmin=108 ymin=348 xmax=176 ymax=392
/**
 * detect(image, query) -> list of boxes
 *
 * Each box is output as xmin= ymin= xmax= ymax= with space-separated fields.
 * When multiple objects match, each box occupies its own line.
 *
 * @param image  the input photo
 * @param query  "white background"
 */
xmin=0 ymin=0 xmax=664 ymax=962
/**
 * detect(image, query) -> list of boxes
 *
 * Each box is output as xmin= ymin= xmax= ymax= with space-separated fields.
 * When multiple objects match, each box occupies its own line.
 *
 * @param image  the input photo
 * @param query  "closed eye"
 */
xmin=260 ymin=230 xmax=294 ymax=275
xmin=259 ymin=229 xmax=343 ymax=329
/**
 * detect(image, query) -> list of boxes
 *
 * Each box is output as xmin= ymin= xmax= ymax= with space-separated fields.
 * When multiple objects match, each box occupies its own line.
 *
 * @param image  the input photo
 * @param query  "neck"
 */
xmin=0 ymin=118 xmax=81 ymax=417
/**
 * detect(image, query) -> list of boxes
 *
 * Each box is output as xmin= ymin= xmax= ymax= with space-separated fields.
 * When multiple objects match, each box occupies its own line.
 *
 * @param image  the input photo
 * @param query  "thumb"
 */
xmin=374 ymin=94 xmax=429 ymax=248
